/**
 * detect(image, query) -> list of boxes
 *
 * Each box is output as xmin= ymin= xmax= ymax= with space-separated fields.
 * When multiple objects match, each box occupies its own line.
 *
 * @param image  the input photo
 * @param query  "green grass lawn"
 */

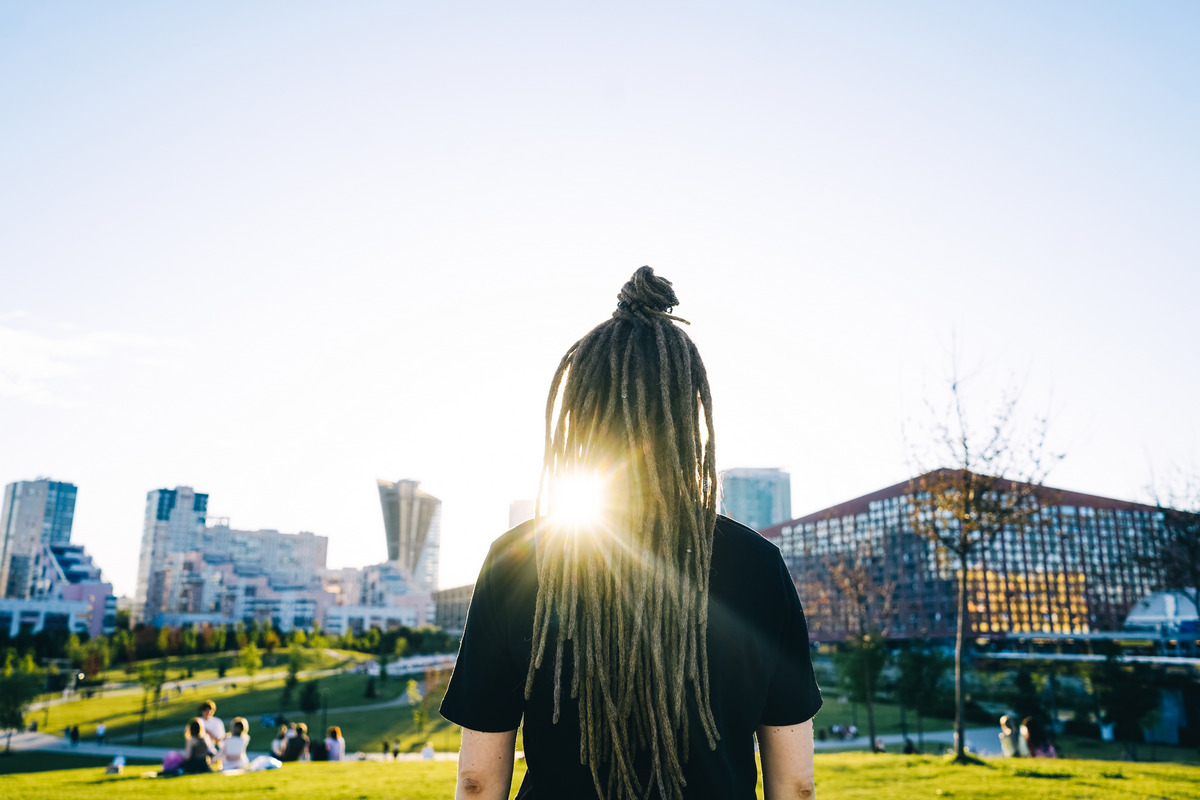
xmin=69 ymin=648 xmax=366 ymax=693
xmin=810 ymin=699 xmax=953 ymax=739
xmin=3 ymin=753 xmax=1199 ymax=800
xmin=33 ymin=666 xmax=454 ymax=755
xmin=0 ymin=752 xmax=159 ymax=776
xmin=35 ymin=651 xmax=370 ymax=740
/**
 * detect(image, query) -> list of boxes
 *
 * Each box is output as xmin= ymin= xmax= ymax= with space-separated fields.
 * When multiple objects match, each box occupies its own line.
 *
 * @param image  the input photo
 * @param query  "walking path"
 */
xmin=3 ymin=730 xmax=458 ymax=762
xmin=814 ymin=726 xmax=1001 ymax=756
xmin=110 ymin=683 xmax=417 ymax=743
xmin=7 ymin=724 xmax=1002 ymax=764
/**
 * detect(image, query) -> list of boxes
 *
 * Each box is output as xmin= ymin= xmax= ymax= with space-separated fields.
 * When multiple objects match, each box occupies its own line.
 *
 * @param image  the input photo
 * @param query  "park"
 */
xmin=5 ymin=645 xmax=1200 ymax=799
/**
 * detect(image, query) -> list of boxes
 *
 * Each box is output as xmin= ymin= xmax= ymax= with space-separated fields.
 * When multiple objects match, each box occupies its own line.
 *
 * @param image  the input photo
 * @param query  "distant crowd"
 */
xmin=998 ymin=714 xmax=1057 ymax=759
xmin=161 ymin=699 xmax=348 ymax=774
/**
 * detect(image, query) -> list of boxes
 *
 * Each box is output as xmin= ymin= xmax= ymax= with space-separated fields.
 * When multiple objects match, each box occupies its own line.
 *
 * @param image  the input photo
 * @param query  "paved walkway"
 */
xmin=4 ymin=730 xmax=459 ymax=762
xmin=9 ymin=725 xmax=1002 ymax=764
xmin=814 ymin=726 xmax=1001 ymax=756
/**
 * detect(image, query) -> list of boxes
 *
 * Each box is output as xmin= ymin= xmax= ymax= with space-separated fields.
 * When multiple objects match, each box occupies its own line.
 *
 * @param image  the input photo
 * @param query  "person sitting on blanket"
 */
xmin=218 ymin=716 xmax=252 ymax=770
xmin=182 ymin=717 xmax=215 ymax=773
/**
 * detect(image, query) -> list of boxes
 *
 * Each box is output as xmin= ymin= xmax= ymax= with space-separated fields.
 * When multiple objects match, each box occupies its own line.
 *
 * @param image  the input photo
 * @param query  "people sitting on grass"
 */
xmin=270 ymin=724 xmax=289 ymax=758
xmin=1023 ymin=716 xmax=1057 ymax=758
xmin=325 ymin=726 xmax=345 ymax=761
xmin=218 ymin=716 xmax=251 ymax=770
xmin=182 ymin=717 xmax=215 ymax=773
xmin=281 ymin=722 xmax=310 ymax=762
xmin=199 ymin=699 xmax=226 ymax=742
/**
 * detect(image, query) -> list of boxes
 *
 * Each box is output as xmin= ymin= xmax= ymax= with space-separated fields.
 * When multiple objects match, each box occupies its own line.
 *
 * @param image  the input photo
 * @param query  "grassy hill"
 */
xmin=32 ymin=653 xmax=456 ymax=755
xmin=4 ymin=752 xmax=1200 ymax=800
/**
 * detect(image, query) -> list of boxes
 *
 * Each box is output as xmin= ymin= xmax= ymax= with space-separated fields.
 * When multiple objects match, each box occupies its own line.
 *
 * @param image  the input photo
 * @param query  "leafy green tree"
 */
xmin=136 ymin=661 xmax=167 ymax=743
xmin=1090 ymin=647 xmax=1160 ymax=760
xmin=287 ymin=641 xmax=306 ymax=679
xmin=300 ymin=680 xmax=322 ymax=719
xmin=0 ymin=653 xmax=44 ymax=752
xmin=156 ymin=626 xmax=172 ymax=657
xmin=239 ymin=642 xmax=262 ymax=685
xmin=824 ymin=548 xmax=895 ymax=752
xmin=1011 ymin=669 xmax=1047 ymax=725
xmin=65 ymin=634 xmax=83 ymax=666
xmin=262 ymin=627 xmax=281 ymax=665
xmin=894 ymin=641 xmax=951 ymax=749
xmin=182 ymin=626 xmax=198 ymax=655
xmin=407 ymin=679 xmax=425 ymax=735
xmin=209 ymin=625 xmax=227 ymax=653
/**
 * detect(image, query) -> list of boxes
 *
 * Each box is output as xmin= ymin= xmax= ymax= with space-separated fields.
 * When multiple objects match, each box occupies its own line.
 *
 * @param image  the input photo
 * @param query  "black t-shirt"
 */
xmin=441 ymin=515 xmax=822 ymax=799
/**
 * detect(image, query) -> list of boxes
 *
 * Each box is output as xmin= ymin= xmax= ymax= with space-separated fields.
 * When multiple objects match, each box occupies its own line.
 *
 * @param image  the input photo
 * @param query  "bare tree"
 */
xmin=827 ymin=545 xmax=896 ymax=753
xmin=1140 ymin=472 xmax=1200 ymax=618
xmin=907 ymin=362 xmax=1060 ymax=763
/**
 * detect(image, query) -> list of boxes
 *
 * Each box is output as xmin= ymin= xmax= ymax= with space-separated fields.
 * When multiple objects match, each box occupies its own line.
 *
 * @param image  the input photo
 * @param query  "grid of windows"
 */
xmin=764 ymin=474 xmax=1166 ymax=642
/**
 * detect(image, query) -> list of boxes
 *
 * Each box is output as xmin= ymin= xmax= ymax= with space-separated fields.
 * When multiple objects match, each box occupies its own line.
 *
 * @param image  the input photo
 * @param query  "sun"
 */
xmin=548 ymin=474 xmax=606 ymax=528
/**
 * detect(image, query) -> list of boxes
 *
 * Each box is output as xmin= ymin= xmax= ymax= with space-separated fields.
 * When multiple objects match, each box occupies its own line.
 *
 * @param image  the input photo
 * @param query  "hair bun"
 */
xmin=615 ymin=266 xmax=682 ymax=319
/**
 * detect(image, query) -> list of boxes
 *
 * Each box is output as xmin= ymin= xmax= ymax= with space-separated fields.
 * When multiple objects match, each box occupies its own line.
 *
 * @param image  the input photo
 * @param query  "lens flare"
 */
xmin=548 ymin=474 xmax=606 ymax=528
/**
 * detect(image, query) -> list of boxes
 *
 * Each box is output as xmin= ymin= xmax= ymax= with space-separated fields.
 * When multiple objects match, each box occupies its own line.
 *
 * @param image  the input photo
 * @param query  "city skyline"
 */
xmin=2 ymin=3 xmax=1198 ymax=598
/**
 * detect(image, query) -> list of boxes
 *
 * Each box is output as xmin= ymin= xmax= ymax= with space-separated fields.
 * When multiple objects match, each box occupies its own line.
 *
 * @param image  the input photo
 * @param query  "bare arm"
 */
xmin=758 ymin=719 xmax=815 ymax=800
xmin=455 ymin=727 xmax=517 ymax=800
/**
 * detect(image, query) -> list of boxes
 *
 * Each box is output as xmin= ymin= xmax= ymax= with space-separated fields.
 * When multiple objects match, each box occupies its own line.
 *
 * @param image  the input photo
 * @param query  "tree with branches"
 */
xmin=827 ymin=545 xmax=896 ymax=752
xmin=0 ymin=653 xmax=43 ymax=753
xmin=907 ymin=363 xmax=1061 ymax=763
xmin=894 ymin=640 xmax=951 ymax=752
xmin=136 ymin=661 xmax=167 ymax=744
xmin=1139 ymin=473 xmax=1200 ymax=619
xmin=239 ymin=641 xmax=262 ymax=686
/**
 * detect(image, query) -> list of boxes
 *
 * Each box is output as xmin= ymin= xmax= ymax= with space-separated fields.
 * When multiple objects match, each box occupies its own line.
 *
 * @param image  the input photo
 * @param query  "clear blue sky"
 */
xmin=2 ymin=1 xmax=1197 ymax=596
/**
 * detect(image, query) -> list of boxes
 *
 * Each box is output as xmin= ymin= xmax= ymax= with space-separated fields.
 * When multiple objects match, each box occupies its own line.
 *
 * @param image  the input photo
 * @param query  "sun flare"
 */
xmin=548 ymin=474 xmax=606 ymax=528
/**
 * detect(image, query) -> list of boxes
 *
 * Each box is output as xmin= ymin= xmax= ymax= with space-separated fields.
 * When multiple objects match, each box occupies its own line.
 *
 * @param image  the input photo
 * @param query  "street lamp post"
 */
xmin=321 ymin=688 xmax=329 ymax=735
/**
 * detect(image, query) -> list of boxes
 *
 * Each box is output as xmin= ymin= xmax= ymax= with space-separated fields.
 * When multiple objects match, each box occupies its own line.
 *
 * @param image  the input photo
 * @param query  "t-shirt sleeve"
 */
xmin=758 ymin=554 xmax=823 ymax=726
xmin=439 ymin=543 xmax=525 ymax=732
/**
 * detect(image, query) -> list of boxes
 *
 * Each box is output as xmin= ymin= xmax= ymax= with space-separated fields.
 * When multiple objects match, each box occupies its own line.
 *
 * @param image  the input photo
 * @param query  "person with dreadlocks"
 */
xmin=441 ymin=267 xmax=822 ymax=800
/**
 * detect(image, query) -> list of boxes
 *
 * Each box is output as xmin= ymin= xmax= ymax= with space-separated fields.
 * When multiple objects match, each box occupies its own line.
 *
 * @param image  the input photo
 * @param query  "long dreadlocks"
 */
xmin=525 ymin=266 xmax=719 ymax=800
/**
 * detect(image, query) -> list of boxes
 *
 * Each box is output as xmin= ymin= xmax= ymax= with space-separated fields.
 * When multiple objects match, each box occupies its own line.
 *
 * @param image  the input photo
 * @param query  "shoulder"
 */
xmin=710 ymin=515 xmax=791 ymax=596
xmin=481 ymin=519 xmax=539 ymax=580
xmin=713 ymin=515 xmax=785 ymax=564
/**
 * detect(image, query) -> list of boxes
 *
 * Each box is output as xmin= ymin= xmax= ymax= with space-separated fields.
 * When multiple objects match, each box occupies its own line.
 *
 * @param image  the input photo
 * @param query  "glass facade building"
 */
xmin=719 ymin=468 xmax=792 ymax=531
xmin=761 ymin=473 xmax=1167 ymax=642
xmin=0 ymin=479 xmax=77 ymax=599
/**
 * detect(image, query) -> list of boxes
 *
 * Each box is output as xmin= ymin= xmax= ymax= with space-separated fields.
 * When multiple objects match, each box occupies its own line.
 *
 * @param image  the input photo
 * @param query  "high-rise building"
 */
xmin=0 ymin=541 xmax=115 ymax=639
xmin=134 ymin=486 xmax=208 ymax=622
xmin=719 ymin=468 xmax=791 ymax=531
xmin=151 ymin=521 xmax=332 ymax=631
xmin=0 ymin=479 xmax=77 ymax=599
xmin=377 ymin=479 xmax=440 ymax=593
xmin=761 ymin=472 xmax=1169 ymax=642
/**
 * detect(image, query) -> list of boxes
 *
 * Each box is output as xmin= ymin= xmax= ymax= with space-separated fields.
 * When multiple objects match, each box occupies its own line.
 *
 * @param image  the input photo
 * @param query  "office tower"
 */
xmin=0 ymin=479 xmax=77 ymax=598
xmin=762 ymin=472 xmax=1170 ymax=641
xmin=377 ymin=479 xmax=440 ymax=593
xmin=719 ymin=468 xmax=791 ymax=531
xmin=134 ymin=486 xmax=208 ymax=622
